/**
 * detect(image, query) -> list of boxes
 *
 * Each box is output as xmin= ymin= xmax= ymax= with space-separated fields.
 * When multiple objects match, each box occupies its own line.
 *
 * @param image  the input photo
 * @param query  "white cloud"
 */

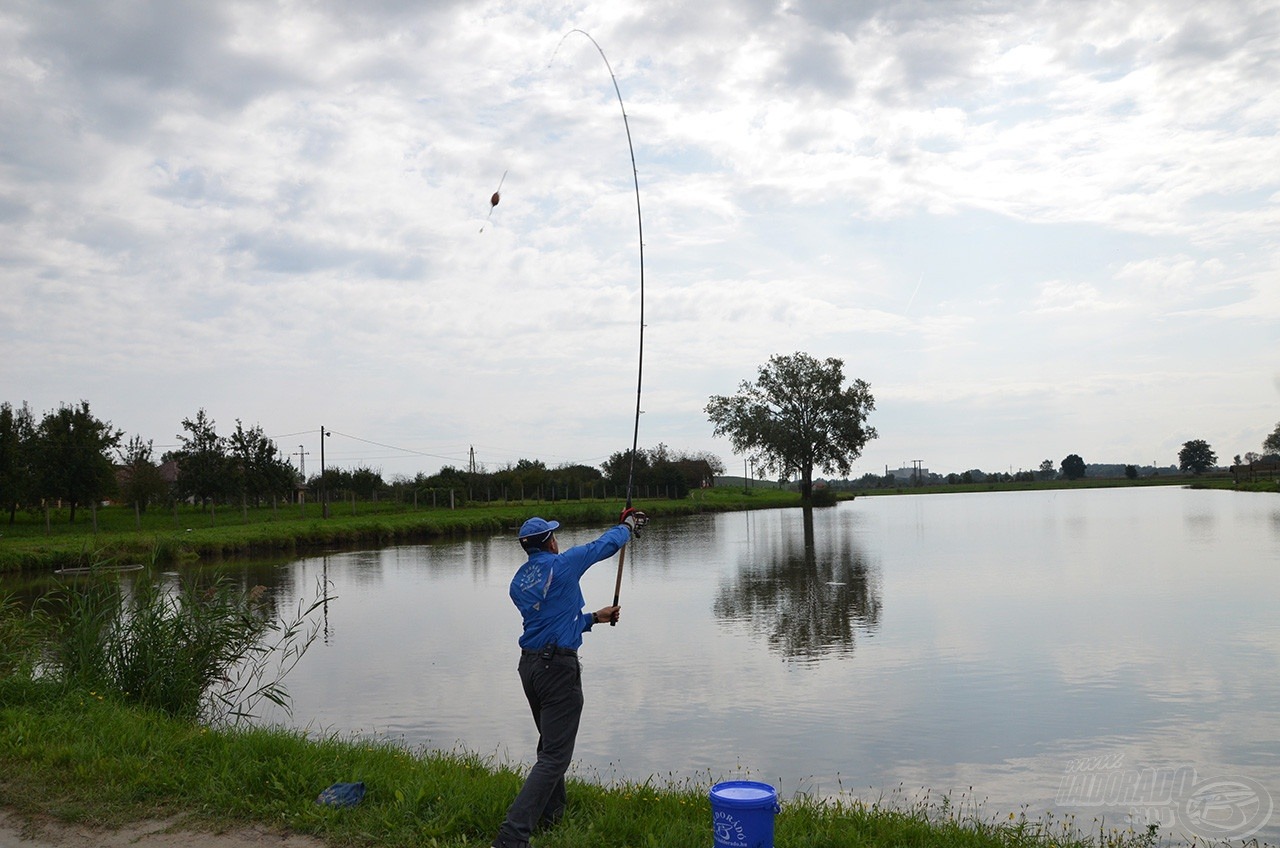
xmin=2 ymin=0 xmax=1278 ymax=477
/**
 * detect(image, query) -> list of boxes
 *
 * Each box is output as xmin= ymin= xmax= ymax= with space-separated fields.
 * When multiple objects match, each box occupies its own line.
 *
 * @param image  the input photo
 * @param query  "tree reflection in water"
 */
xmin=714 ymin=509 xmax=881 ymax=661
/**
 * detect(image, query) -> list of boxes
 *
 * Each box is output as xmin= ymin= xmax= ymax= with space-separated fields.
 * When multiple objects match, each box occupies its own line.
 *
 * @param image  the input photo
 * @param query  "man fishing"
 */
xmin=491 ymin=507 xmax=647 ymax=848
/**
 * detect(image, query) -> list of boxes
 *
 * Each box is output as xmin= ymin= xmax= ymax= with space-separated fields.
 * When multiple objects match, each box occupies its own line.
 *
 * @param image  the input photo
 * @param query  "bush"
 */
xmin=809 ymin=486 xmax=838 ymax=507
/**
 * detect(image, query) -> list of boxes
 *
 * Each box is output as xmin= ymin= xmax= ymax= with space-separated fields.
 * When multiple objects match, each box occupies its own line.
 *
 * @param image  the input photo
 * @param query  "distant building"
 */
xmin=887 ymin=466 xmax=929 ymax=484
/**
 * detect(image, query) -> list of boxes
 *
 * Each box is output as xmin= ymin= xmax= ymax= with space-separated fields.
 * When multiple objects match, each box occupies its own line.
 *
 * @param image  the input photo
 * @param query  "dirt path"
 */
xmin=0 ymin=810 xmax=326 ymax=848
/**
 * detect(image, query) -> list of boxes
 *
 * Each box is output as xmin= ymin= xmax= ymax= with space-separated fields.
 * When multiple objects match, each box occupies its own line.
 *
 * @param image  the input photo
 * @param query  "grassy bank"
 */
xmin=0 ymin=488 xmax=801 ymax=574
xmin=0 ymin=678 xmax=1164 ymax=848
xmin=4 ymin=477 xmax=1273 ymax=573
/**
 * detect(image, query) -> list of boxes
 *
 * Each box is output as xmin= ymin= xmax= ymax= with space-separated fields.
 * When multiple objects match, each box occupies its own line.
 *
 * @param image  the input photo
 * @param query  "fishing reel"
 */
xmin=620 ymin=507 xmax=649 ymax=535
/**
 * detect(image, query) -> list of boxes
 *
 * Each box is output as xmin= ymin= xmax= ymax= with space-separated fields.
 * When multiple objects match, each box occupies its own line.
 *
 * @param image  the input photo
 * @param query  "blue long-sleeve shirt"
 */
xmin=510 ymin=524 xmax=631 ymax=651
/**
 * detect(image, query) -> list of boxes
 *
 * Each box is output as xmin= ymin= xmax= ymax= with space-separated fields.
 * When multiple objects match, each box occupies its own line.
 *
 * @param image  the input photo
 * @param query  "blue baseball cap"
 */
xmin=518 ymin=517 xmax=560 ymax=540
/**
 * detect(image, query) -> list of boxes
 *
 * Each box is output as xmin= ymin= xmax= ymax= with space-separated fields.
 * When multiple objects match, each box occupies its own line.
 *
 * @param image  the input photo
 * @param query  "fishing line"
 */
xmin=550 ymin=28 xmax=646 ymax=620
xmin=904 ymin=271 xmax=924 ymax=314
xmin=553 ymin=29 xmax=645 ymax=507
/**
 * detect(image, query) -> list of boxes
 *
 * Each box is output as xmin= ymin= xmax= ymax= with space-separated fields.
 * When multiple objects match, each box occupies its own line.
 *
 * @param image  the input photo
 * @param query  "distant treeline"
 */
xmin=0 ymin=400 xmax=726 ymax=525
xmin=408 ymin=443 xmax=725 ymax=506
xmin=832 ymin=458 xmax=1188 ymax=491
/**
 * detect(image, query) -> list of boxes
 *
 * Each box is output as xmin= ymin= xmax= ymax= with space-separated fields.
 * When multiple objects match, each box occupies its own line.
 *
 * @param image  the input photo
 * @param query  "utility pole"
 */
xmin=320 ymin=426 xmax=331 ymax=519
xmin=292 ymin=445 xmax=309 ymax=512
xmin=467 ymin=446 xmax=478 ymax=503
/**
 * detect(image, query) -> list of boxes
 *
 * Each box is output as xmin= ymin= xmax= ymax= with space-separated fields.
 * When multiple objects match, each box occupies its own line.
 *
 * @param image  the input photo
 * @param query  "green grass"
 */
xmin=0 ymin=678 xmax=1182 ymax=848
xmin=0 ymin=489 xmax=804 ymax=573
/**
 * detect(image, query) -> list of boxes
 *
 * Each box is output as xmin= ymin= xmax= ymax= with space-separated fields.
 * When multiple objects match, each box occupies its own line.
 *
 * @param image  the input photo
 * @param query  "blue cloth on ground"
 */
xmin=316 ymin=781 xmax=366 ymax=807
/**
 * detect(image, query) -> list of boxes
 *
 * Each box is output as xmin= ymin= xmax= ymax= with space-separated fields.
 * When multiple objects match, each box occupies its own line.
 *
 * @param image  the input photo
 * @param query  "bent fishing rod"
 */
xmin=553 ymin=29 xmax=645 ymax=625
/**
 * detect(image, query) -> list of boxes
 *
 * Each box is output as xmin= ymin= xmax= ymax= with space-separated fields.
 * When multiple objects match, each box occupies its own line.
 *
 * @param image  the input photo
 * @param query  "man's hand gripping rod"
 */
xmin=612 ymin=506 xmax=647 ymax=625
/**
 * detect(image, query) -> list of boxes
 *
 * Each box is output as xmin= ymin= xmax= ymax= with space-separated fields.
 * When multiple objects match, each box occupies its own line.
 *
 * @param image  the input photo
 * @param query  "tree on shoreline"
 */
xmin=0 ymin=402 xmax=36 ymax=524
xmin=167 ymin=409 xmax=229 ymax=513
xmin=1264 ymin=422 xmax=1280 ymax=455
xmin=228 ymin=420 xmax=296 ymax=509
xmin=34 ymin=401 xmax=122 ymax=523
xmin=706 ymin=352 xmax=876 ymax=506
xmin=1060 ymin=454 xmax=1086 ymax=480
xmin=601 ymin=444 xmax=723 ymax=498
xmin=1178 ymin=439 xmax=1217 ymax=475
xmin=117 ymin=435 xmax=168 ymax=515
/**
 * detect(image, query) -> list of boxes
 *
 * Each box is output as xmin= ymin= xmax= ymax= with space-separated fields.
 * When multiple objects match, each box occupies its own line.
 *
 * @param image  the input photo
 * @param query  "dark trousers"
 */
xmin=494 ymin=651 xmax=583 ymax=848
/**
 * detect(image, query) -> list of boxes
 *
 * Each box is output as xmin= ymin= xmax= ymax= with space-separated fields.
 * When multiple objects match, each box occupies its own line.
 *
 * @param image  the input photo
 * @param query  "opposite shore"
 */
xmin=1 ymin=475 xmax=1273 ymax=574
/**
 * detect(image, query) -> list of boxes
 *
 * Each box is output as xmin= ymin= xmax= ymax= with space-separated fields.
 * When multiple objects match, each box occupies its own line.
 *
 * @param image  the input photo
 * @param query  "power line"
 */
xmin=264 ymin=430 xmax=620 ymax=471
xmin=325 ymin=430 xmax=466 ymax=464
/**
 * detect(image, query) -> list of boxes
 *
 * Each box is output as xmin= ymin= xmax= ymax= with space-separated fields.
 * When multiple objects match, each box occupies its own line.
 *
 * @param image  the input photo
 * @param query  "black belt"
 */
xmin=522 ymin=646 xmax=577 ymax=658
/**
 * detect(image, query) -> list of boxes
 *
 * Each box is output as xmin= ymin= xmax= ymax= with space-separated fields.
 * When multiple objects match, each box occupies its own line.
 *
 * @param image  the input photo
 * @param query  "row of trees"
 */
xmin=0 ymin=402 xmax=302 ymax=523
xmin=163 ymin=410 xmax=299 ymax=512
xmin=1232 ymin=421 xmax=1280 ymax=469
xmin=0 ymin=401 xmax=122 ymax=523
xmin=7 ymin=375 xmax=1272 ymax=523
xmin=391 ymin=444 xmax=725 ymax=505
xmin=1048 ymin=429 xmax=1280 ymax=480
xmin=838 ymin=432 xmax=1279 ymax=492
xmin=9 ymin=351 xmax=876 ymax=524
xmin=0 ymin=398 xmax=730 ymax=523
xmin=1055 ymin=433 xmax=1273 ymax=481
xmin=843 ymin=447 xmax=1230 ymax=491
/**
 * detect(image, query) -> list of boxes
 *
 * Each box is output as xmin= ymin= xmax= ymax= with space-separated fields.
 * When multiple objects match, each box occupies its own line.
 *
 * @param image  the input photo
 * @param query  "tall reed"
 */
xmin=45 ymin=558 xmax=329 ymax=723
xmin=0 ymin=590 xmax=48 ymax=681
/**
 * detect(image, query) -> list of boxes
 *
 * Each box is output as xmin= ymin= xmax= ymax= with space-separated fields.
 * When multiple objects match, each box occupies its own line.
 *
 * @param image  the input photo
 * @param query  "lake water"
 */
xmin=245 ymin=487 xmax=1279 ymax=844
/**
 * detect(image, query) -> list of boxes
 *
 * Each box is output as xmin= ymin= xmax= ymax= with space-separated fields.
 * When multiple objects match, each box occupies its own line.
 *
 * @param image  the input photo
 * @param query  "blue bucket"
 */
xmin=710 ymin=780 xmax=779 ymax=848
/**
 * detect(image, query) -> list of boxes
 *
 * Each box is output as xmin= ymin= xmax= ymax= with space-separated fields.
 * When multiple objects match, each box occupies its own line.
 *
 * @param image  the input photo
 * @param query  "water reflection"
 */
xmin=714 ymin=509 xmax=881 ymax=661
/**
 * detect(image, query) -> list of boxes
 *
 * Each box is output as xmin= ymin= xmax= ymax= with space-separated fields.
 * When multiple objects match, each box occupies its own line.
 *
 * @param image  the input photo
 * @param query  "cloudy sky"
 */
xmin=3 ymin=0 xmax=1278 ymax=481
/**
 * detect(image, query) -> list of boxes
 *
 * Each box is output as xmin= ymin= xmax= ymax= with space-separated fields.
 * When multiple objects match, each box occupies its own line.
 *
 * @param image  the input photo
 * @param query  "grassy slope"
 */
xmin=0 ymin=489 xmax=801 ymax=573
